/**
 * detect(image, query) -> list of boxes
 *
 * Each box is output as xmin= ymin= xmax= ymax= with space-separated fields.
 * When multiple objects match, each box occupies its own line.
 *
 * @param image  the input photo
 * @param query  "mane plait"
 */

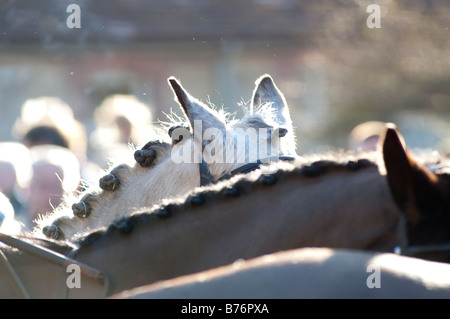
xmin=295 ymin=157 xmax=376 ymax=178
xmin=76 ymin=201 xmax=186 ymax=248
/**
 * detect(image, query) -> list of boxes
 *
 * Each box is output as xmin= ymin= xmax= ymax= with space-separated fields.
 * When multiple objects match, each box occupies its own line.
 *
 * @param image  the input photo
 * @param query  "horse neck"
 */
xmin=73 ymin=164 xmax=402 ymax=294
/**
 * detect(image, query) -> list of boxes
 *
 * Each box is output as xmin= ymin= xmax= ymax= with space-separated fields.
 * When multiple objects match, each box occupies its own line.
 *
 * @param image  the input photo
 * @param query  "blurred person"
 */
xmin=89 ymin=94 xmax=156 ymax=169
xmin=0 ymin=191 xmax=22 ymax=234
xmin=22 ymin=125 xmax=70 ymax=149
xmin=0 ymin=142 xmax=32 ymax=219
xmin=23 ymin=145 xmax=81 ymax=230
xmin=349 ymin=121 xmax=388 ymax=151
xmin=13 ymin=96 xmax=85 ymax=156
xmin=13 ymin=96 xmax=100 ymax=187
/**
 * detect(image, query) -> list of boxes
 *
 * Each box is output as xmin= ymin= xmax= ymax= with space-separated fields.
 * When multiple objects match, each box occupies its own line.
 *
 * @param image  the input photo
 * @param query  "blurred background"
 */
xmin=0 ymin=0 xmax=449 ymax=155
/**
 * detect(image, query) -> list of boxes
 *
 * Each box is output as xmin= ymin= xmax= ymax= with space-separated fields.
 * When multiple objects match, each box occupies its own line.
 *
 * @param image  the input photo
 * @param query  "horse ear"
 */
xmin=168 ymin=77 xmax=226 ymax=136
xmin=251 ymin=74 xmax=296 ymax=154
xmin=251 ymin=74 xmax=292 ymax=129
xmin=381 ymin=125 xmax=440 ymax=225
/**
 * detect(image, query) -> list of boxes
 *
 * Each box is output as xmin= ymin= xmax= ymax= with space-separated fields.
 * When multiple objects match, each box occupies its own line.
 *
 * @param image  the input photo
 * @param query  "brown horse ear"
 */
xmin=381 ymin=125 xmax=439 ymax=225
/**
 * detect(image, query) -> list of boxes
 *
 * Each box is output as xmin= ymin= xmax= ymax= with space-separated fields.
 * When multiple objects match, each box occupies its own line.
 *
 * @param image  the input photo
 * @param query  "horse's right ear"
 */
xmin=168 ymin=76 xmax=226 ymax=138
xmin=381 ymin=125 xmax=440 ymax=225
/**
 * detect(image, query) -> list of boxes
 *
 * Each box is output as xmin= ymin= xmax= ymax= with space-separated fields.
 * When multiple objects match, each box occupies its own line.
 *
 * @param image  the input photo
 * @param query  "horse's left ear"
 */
xmin=381 ymin=124 xmax=440 ymax=225
xmin=251 ymin=74 xmax=292 ymax=129
xmin=251 ymin=74 xmax=296 ymax=153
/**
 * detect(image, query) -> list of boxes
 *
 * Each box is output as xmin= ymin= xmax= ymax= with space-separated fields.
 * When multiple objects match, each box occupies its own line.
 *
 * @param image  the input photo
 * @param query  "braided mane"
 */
xmin=76 ymin=151 xmax=381 ymax=248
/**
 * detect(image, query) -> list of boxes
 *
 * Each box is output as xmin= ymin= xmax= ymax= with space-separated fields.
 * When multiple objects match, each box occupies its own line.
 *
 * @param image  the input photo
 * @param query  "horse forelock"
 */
xmin=74 ymin=151 xmax=384 ymax=249
xmin=233 ymin=102 xmax=279 ymax=129
xmin=158 ymin=101 xmax=283 ymax=135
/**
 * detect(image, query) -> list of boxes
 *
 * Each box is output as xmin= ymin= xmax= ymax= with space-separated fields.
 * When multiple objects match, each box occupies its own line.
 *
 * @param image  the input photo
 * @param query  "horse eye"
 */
xmin=277 ymin=127 xmax=288 ymax=137
xmin=267 ymin=127 xmax=288 ymax=140
xmin=168 ymin=126 xmax=179 ymax=137
xmin=168 ymin=125 xmax=190 ymax=145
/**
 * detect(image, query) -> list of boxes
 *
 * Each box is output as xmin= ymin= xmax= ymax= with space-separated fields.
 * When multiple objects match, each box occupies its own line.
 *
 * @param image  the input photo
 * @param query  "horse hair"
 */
xmin=75 ymin=151 xmax=382 ymax=249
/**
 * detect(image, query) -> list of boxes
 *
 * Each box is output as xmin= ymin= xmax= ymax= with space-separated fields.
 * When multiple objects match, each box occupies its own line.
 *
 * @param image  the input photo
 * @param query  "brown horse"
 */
xmin=111 ymin=247 xmax=450 ymax=299
xmin=0 ymin=127 xmax=448 ymax=298
xmin=382 ymin=126 xmax=450 ymax=262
